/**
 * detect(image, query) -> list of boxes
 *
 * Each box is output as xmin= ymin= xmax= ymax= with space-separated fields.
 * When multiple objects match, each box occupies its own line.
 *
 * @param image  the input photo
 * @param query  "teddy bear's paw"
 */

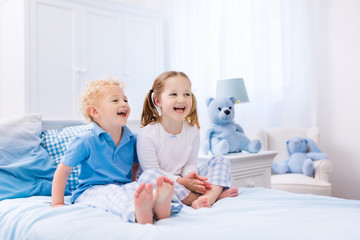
xmin=201 ymin=142 xmax=210 ymax=155
xmin=272 ymin=162 xmax=289 ymax=174
xmin=212 ymin=140 xmax=229 ymax=155
xmin=302 ymin=159 xmax=314 ymax=176
xmin=247 ymin=139 xmax=262 ymax=153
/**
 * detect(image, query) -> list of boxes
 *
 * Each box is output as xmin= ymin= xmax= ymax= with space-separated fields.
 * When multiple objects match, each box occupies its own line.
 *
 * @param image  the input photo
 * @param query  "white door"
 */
xmin=30 ymin=0 xmax=164 ymax=120
xmin=75 ymin=7 xmax=123 ymax=117
xmin=122 ymin=13 xmax=164 ymax=120
xmin=30 ymin=0 xmax=78 ymax=118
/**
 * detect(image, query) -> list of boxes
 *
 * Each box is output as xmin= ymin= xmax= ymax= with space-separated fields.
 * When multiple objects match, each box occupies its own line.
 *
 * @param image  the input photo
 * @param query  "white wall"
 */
xmin=313 ymin=0 xmax=360 ymax=200
xmin=113 ymin=0 xmax=169 ymax=11
xmin=0 ymin=0 xmax=26 ymax=118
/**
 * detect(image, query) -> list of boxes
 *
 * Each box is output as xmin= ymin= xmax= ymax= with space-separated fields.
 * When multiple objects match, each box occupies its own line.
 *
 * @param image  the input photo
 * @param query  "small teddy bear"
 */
xmin=201 ymin=97 xmax=261 ymax=155
xmin=272 ymin=136 xmax=328 ymax=176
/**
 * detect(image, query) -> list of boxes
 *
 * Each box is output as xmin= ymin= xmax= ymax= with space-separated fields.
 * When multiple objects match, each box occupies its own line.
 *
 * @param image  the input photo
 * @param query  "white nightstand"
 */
xmin=198 ymin=151 xmax=277 ymax=188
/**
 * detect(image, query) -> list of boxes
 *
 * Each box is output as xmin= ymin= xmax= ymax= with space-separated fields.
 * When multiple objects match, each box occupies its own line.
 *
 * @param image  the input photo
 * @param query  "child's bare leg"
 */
xmin=153 ymin=176 xmax=174 ymax=220
xmin=192 ymin=185 xmax=223 ymax=209
xmin=217 ymin=187 xmax=238 ymax=201
xmin=181 ymin=192 xmax=201 ymax=206
xmin=134 ymin=182 xmax=154 ymax=224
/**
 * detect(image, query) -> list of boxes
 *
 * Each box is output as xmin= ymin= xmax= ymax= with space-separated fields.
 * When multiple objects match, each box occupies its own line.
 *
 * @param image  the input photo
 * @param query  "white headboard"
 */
xmin=42 ymin=120 xmax=87 ymax=130
xmin=42 ymin=119 xmax=141 ymax=133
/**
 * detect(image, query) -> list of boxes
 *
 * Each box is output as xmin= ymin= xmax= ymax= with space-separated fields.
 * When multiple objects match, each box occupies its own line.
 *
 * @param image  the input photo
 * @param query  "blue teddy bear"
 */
xmin=272 ymin=136 xmax=328 ymax=176
xmin=201 ymin=97 xmax=261 ymax=155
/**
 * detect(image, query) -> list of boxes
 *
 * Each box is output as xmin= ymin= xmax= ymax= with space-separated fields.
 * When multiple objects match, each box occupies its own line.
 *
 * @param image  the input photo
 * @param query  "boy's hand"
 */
xmin=51 ymin=163 xmax=73 ymax=209
xmin=178 ymin=171 xmax=212 ymax=194
xmin=51 ymin=203 xmax=65 ymax=207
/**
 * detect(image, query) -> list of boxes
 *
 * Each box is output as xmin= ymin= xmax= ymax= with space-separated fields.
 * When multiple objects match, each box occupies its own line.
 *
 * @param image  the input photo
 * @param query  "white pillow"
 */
xmin=0 ymin=113 xmax=42 ymax=154
xmin=0 ymin=113 xmax=57 ymax=200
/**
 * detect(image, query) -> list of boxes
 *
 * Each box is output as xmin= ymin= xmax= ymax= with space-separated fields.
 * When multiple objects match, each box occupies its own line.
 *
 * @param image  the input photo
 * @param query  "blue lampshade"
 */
xmin=216 ymin=78 xmax=249 ymax=103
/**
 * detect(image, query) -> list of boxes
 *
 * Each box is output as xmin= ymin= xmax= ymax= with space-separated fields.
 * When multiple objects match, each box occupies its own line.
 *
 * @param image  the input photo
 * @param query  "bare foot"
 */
xmin=134 ymin=182 xmax=154 ymax=224
xmin=153 ymin=176 xmax=175 ymax=220
xmin=191 ymin=196 xmax=210 ymax=209
xmin=217 ymin=187 xmax=238 ymax=201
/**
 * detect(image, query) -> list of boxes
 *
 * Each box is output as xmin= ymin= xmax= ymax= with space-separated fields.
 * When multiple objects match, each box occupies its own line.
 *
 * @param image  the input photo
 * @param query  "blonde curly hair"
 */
xmin=80 ymin=77 xmax=125 ymax=122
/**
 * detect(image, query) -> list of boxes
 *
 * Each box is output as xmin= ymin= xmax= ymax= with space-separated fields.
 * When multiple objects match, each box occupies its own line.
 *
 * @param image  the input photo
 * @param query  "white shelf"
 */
xmin=198 ymin=151 xmax=278 ymax=188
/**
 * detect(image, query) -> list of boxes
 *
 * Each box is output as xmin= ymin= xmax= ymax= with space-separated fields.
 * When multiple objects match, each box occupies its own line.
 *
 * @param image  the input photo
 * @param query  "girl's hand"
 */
xmin=178 ymin=171 xmax=212 ymax=194
xmin=131 ymin=162 xmax=140 ymax=181
xmin=186 ymin=172 xmax=212 ymax=190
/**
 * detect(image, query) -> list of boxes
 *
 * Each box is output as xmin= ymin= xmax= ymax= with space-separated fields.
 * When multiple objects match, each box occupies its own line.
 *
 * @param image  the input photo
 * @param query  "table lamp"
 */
xmin=216 ymin=78 xmax=249 ymax=103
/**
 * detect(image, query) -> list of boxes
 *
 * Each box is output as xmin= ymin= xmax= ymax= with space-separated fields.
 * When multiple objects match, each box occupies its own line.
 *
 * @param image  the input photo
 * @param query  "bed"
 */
xmin=1 ymin=114 xmax=360 ymax=240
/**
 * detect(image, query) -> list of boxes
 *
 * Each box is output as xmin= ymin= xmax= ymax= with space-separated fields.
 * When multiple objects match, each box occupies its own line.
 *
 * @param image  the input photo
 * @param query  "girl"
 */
xmin=137 ymin=71 xmax=238 ymax=209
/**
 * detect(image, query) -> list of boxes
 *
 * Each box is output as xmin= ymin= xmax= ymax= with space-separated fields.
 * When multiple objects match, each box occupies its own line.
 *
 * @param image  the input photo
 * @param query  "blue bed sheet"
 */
xmin=1 ymin=188 xmax=360 ymax=240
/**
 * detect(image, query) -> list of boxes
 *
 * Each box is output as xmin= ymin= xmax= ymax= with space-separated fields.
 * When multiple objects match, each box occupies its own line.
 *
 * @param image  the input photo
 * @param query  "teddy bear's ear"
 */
xmin=206 ymin=97 xmax=214 ymax=106
xmin=306 ymin=138 xmax=322 ymax=153
xmin=286 ymin=139 xmax=291 ymax=154
xmin=229 ymin=96 xmax=236 ymax=104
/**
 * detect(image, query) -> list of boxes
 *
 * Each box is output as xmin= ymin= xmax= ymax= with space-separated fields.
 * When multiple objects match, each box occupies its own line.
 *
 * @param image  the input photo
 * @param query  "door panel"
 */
xmin=35 ymin=2 xmax=76 ymax=118
xmin=123 ymin=15 xmax=164 ymax=120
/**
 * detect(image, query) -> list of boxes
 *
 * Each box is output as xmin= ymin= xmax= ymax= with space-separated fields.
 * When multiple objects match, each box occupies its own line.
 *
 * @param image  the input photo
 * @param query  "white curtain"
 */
xmin=166 ymin=0 xmax=313 ymax=134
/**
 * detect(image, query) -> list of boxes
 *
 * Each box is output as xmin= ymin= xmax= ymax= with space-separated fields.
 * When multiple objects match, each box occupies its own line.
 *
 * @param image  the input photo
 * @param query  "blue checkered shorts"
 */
xmin=138 ymin=155 xmax=231 ymax=201
xmin=75 ymin=171 xmax=182 ymax=223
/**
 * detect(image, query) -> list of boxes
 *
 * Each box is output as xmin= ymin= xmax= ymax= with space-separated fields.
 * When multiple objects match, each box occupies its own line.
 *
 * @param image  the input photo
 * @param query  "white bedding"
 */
xmin=1 ymin=117 xmax=359 ymax=240
xmin=1 ymin=187 xmax=360 ymax=240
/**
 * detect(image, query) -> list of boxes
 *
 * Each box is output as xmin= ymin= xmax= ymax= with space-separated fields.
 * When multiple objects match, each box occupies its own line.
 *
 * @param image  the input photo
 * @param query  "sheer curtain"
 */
xmin=166 ymin=0 xmax=313 ymax=134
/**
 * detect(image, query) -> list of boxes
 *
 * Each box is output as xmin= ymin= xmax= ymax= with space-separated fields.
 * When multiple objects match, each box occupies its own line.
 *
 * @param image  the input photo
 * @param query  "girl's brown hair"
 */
xmin=140 ymin=71 xmax=200 ymax=129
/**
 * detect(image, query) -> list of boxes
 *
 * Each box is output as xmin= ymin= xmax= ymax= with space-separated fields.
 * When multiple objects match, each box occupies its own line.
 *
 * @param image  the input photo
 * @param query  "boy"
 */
xmin=51 ymin=78 xmax=180 ymax=224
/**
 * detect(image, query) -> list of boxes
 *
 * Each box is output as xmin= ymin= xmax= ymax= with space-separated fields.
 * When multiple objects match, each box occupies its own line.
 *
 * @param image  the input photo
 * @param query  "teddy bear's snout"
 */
xmin=224 ymin=109 xmax=231 ymax=115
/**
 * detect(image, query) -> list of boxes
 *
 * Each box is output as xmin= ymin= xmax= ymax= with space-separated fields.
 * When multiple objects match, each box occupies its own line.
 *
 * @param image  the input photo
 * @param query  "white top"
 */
xmin=137 ymin=122 xmax=200 ymax=181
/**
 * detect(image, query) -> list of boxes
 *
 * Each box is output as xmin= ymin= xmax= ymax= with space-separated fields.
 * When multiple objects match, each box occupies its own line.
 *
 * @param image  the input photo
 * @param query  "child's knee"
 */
xmin=208 ymin=155 xmax=230 ymax=168
xmin=137 ymin=169 xmax=165 ymax=184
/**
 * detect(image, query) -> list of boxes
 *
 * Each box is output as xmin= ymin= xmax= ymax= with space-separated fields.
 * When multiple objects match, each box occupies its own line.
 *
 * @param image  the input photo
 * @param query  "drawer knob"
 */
xmin=246 ymin=180 xmax=255 ymax=188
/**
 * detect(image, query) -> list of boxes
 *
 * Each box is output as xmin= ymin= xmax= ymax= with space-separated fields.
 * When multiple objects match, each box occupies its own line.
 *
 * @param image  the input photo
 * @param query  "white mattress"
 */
xmin=1 ymin=187 xmax=359 ymax=240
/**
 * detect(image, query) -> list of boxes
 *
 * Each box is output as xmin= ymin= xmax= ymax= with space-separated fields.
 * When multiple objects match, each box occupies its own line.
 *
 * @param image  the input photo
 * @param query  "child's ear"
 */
xmin=88 ymin=106 xmax=99 ymax=119
xmin=154 ymin=97 xmax=161 ymax=108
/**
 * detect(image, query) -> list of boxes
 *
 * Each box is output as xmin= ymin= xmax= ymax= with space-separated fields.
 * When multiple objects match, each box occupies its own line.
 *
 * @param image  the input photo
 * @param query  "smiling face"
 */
xmin=89 ymin=85 xmax=130 ymax=130
xmin=154 ymin=76 xmax=192 ymax=125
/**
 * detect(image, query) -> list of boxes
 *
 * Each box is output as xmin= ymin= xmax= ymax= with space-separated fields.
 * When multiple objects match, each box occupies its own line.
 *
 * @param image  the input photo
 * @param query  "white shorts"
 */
xmin=75 ymin=172 xmax=182 ymax=222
